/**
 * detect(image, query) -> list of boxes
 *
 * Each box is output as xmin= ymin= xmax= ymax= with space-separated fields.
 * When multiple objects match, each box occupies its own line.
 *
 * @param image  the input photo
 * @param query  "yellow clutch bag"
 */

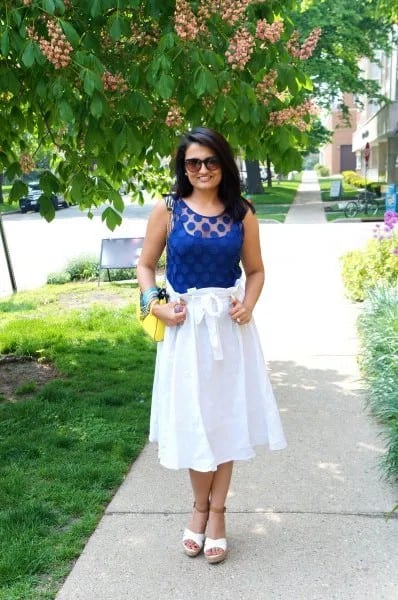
xmin=137 ymin=298 xmax=167 ymax=342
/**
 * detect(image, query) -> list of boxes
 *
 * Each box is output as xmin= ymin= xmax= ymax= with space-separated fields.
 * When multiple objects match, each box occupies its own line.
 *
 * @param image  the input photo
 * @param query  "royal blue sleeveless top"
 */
xmin=166 ymin=198 xmax=243 ymax=293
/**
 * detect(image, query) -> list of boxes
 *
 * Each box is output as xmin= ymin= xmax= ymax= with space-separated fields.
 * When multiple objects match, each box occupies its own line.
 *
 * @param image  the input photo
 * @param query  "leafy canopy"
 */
xmin=0 ymin=0 xmax=319 ymax=227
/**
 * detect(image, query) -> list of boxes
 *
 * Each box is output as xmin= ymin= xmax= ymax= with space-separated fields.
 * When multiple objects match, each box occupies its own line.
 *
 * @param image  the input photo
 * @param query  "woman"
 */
xmin=137 ymin=127 xmax=286 ymax=564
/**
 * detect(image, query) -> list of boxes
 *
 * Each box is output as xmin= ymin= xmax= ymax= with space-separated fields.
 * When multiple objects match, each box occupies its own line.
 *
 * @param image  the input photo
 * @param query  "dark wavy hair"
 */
xmin=174 ymin=127 xmax=254 ymax=221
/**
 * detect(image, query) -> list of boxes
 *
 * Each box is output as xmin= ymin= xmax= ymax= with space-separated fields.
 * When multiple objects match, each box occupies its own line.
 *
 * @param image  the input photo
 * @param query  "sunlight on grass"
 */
xmin=0 ymin=282 xmax=155 ymax=599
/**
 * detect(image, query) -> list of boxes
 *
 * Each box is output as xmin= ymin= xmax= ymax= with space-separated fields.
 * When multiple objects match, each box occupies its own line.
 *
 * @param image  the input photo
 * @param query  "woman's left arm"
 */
xmin=230 ymin=209 xmax=265 ymax=324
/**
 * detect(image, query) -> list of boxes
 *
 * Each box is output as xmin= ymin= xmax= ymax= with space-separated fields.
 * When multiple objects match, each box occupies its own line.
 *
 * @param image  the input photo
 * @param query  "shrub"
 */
xmin=366 ymin=181 xmax=386 ymax=197
xmin=47 ymin=271 xmax=71 ymax=285
xmin=340 ymin=237 xmax=398 ymax=301
xmin=100 ymin=267 xmax=136 ymax=281
xmin=358 ymin=285 xmax=398 ymax=481
xmin=314 ymin=163 xmax=329 ymax=177
xmin=341 ymin=170 xmax=385 ymax=194
xmin=65 ymin=255 xmax=99 ymax=281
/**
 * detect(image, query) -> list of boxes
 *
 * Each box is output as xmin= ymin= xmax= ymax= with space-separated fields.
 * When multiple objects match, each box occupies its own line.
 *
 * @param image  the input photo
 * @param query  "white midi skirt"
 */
xmin=150 ymin=280 xmax=287 ymax=472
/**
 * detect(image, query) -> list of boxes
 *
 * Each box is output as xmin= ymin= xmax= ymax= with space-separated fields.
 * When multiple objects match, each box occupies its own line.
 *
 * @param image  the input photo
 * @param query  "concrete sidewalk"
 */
xmin=57 ymin=174 xmax=397 ymax=600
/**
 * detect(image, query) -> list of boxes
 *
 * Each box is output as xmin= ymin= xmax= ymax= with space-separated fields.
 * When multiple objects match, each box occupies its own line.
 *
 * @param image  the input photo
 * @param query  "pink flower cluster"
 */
xmin=217 ymin=0 xmax=251 ymax=26
xmin=202 ymin=96 xmax=214 ymax=110
xmin=374 ymin=211 xmax=398 ymax=241
xmin=28 ymin=19 xmax=73 ymax=69
xmin=102 ymin=71 xmax=128 ymax=94
xmin=256 ymin=19 xmax=284 ymax=44
xmin=174 ymin=0 xmax=200 ymax=41
xmin=20 ymin=153 xmax=35 ymax=174
xmin=256 ymin=69 xmax=278 ymax=103
xmin=166 ymin=103 xmax=183 ymax=127
xmin=225 ymin=26 xmax=255 ymax=70
xmin=130 ymin=22 xmax=159 ymax=47
xmin=269 ymin=100 xmax=318 ymax=131
xmin=287 ymin=27 xmax=321 ymax=60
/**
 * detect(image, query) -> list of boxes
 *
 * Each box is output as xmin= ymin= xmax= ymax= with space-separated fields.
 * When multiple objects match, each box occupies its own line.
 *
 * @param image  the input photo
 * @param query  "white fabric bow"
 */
xmin=188 ymin=291 xmax=225 ymax=360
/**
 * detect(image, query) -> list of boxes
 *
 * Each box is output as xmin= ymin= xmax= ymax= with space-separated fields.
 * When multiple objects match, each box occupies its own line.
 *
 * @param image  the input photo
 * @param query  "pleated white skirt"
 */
xmin=150 ymin=281 xmax=287 ymax=472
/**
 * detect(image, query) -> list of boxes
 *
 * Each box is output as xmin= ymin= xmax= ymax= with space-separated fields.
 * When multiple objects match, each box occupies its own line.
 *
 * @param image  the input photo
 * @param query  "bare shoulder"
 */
xmin=242 ymin=206 xmax=259 ymax=231
xmin=150 ymin=197 xmax=169 ymax=217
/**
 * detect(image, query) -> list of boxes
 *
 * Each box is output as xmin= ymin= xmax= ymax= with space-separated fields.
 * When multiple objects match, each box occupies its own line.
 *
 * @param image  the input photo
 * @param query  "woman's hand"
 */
xmin=151 ymin=300 xmax=187 ymax=327
xmin=229 ymin=296 xmax=252 ymax=325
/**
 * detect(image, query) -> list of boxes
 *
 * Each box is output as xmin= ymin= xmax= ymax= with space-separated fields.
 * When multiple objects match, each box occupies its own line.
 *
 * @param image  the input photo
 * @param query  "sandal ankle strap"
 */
xmin=193 ymin=501 xmax=209 ymax=514
xmin=209 ymin=505 xmax=226 ymax=513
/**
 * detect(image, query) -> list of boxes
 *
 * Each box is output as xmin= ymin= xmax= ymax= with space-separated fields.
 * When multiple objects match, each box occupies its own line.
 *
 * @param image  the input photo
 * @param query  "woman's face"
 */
xmin=184 ymin=143 xmax=222 ymax=193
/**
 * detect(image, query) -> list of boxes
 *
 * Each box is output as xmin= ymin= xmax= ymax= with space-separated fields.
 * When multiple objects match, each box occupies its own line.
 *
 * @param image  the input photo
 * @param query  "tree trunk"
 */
xmin=0 ymin=172 xmax=4 ymax=204
xmin=266 ymin=154 xmax=272 ymax=188
xmin=245 ymin=160 xmax=263 ymax=195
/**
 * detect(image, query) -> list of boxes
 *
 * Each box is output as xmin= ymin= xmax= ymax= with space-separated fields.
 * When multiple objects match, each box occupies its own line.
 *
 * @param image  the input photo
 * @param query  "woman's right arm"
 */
xmin=137 ymin=200 xmax=187 ymax=327
xmin=137 ymin=200 xmax=168 ymax=291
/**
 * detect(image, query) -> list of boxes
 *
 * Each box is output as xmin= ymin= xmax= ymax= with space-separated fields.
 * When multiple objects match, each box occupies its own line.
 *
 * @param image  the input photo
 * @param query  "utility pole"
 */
xmin=0 ymin=212 xmax=17 ymax=293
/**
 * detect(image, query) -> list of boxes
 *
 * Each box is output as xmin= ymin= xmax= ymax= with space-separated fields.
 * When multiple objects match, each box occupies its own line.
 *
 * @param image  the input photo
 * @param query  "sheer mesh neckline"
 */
xmin=177 ymin=199 xmax=234 ymax=239
xmin=181 ymin=198 xmax=225 ymax=218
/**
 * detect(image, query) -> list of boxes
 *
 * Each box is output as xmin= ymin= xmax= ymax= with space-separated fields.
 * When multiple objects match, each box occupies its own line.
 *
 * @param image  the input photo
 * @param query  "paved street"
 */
xmin=0 ymin=195 xmax=374 ymax=298
xmin=0 ymin=198 xmax=156 ymax=296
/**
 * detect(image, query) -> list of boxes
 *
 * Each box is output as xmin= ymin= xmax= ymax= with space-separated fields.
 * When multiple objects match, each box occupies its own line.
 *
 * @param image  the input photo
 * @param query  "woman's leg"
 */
xmin=183 ymin=469 xmax=214 ymax=552
xmin=206 ymin=461 xmax=233 ymax=556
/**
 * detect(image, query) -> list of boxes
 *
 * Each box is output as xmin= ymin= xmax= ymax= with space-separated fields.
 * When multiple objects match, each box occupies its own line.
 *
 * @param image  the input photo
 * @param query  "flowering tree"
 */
xmin=289 ymin=0 xmax=394 ymax=109
xmin=0 ymin=0 xmax=321 ymax=227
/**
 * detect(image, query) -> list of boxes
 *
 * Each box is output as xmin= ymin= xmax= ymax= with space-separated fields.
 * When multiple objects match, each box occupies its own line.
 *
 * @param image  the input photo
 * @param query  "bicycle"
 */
xmin=344 ymin=190 xmax=383 ymax=218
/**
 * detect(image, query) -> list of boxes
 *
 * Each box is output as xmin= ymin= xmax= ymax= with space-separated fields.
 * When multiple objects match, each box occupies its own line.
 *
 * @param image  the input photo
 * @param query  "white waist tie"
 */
xmin=168 ymin=280 xmax=245 ymax=361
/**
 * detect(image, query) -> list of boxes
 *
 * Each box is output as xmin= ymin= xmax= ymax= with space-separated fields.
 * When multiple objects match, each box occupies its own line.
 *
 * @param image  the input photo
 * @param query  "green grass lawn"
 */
xmin=0 ymin=188 xmax=19 ymax=213
xmin=247 ymin=179 xmax=300 ymax=222
xmin=0 ymin=283 xmax=155 ymax=599
xmin=325 ymin=204 xmax=385 ymax=222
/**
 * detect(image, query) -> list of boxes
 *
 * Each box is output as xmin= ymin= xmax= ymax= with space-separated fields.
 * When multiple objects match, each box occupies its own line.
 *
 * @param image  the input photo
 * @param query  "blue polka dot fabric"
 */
xmin=166 ymin=199 xmax=243 ymax=293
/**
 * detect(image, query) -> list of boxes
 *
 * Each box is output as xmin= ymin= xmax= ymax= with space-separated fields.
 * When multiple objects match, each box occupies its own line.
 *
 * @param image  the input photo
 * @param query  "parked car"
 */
xmin=19 ymin=182 xmax=69 ymax=213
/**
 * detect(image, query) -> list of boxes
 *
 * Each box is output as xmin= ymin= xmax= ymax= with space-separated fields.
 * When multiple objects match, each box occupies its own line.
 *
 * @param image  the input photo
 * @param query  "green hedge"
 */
xmin=358 ymin=286 xmax=398 ymax=482
xmin=341 ymin=170 xmax=386 ymax=196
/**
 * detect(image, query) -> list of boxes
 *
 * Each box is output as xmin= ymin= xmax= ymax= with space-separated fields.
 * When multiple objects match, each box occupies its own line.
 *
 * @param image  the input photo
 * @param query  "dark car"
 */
xmin=19 ymin=182 xmax=69 ymax=213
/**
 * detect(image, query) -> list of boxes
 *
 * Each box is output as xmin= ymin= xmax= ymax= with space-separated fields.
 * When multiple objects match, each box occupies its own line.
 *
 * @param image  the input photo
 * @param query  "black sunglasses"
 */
xmin=184 ymin=156 xmax=221 ymax=173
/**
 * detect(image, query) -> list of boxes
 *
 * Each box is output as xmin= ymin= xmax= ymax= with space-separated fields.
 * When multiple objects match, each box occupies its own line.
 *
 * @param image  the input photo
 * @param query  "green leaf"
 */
xmin=90 ymin=93 xmax=104 ymax=119
xmin=84 ymin=71 xmax=96 ymax=95
xmin=224 ymin=97 xmax=237 ymax=121
xmin=108 ymin=188 xmax=125 ymax=212
xmin=70 ymin=173 xmax=88 ymax=204
xmin=11 ymin=9 xmax=21 ymax=27
xmin=54 ymin=0 xmax=66 ymax=14
xmin=38 ymin=194 xmax=56 ymax=222
xmin=9 ymin=180 xmax=28 ymax=203
xmin=39 ymin=171 xmax=59 ymax=195
xmin=110 ymin=16 xmax=123 ymax=41
xmin=204 ymin=70 xmax=218 ymax=95
xmin=90 ymin=0 xmax=102 ymax=18
xmin=22 ymin=42 xmax=36 ymax=68
xmin=194 ymin=67 xmax=207 ymax=97
xmin=60 ymin=21 xmax=80 ymax=47
xmin=59 ymin=100 xmax=74 ymax=122
xmin=112 ymin=127 xmax=127 ymax=159
xmin=43 ymin=0 xmax=56 ymax=14
xmin=126 ymin=126 xmax=143 ymax=155
xmin=1 ymin=31 xmax=9 ymax=57
xmin=101 ymin=206 xmax=122 ymax=231
xmin=157 ymin=32 xmax=176 ymax=52
xmin=214 ymin=96 xmax=226 ymax=124
xmin=85 ymin=123 xmax=104 ymax=150
xmin=156 ymin=73 xmax=174 ymax=100
xmin=6 ymin=162 xmax=21 ymax=181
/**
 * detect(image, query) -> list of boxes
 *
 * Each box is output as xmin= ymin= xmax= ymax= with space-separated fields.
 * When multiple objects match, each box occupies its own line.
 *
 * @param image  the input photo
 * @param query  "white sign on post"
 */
xmin=329 ymin=180 xmax=342 ymax=199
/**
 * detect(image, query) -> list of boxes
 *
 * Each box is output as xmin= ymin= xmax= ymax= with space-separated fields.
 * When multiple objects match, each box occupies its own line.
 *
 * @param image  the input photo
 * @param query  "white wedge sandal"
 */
xmin=182 ymin=503 xmax=209 ymax=557
xmin=204 ymin=505 xmax=227 ymax=564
